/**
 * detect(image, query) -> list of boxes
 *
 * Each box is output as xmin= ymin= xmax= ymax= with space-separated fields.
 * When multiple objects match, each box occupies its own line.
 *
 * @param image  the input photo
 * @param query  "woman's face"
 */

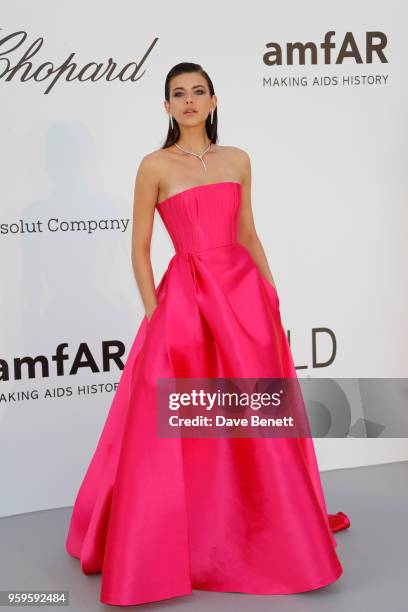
xmin=166 ymin=72 xmax=215 ymax=126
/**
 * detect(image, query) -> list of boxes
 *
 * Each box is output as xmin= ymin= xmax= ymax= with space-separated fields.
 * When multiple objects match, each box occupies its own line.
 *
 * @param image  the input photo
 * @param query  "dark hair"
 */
xmin=162 ymin=62 xmax=218 ymax=149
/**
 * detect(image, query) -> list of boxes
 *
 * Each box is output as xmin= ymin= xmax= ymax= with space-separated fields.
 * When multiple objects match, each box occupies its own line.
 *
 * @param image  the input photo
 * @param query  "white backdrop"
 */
xmin=0 ymin=0 xmax=407 ymax=517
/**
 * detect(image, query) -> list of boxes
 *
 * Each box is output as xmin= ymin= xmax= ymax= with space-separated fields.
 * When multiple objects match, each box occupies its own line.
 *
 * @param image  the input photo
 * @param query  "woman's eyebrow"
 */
xmin=172 ymin=84 xmax=205 ymax=92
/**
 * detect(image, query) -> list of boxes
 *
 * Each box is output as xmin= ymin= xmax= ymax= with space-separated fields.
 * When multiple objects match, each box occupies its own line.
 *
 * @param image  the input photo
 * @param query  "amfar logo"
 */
xmin=0 ymin=341 xmax=127 ymax=382
xmin=263 ymin=31 xmax=388 ymax=66
xmin=0 ymin=28 xmax=159 ymax=94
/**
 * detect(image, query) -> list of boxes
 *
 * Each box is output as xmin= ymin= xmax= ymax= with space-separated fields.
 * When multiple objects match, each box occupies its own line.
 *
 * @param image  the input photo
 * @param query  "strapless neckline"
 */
xmin=157 ymin=180 xmax=242 ymax=207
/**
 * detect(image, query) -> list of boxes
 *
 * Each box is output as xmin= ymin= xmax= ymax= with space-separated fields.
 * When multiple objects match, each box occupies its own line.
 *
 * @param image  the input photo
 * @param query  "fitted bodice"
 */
xmin=156 ymin=181 xmax=242 ymax=254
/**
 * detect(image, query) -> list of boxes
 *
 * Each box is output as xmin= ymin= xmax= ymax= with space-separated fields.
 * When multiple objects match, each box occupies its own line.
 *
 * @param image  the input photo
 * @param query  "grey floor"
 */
xmin=0 ymin=461 xmax=407 ymax=611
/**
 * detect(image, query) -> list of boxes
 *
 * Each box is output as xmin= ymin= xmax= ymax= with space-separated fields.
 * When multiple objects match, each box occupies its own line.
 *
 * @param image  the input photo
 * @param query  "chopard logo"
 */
xmin=263 ymin=30 xmax=388 ymax=66
xmin=0 ymin=28 xmax=159 ymax=94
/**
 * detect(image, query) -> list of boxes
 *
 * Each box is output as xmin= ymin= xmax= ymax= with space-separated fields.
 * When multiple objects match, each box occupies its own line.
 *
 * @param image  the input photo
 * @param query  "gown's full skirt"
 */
xmin=65 ymin=181 xmax=350 ymax=606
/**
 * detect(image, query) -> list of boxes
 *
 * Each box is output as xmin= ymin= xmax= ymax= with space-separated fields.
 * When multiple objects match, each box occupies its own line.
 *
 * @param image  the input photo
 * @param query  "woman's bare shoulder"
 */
xmin=135 ymin=148 xmax=173 ymax=186
xmin=220 ymin=146 xmax=251 ymax=180
xmin=222 ymin=145 xmax=251 ymax=161
xmin=221 ymin=145 xmax=251 ymax=173
xmin=139 ymin=147 xmax=172 ymax=168
xmin=138 ymin=147 xmax=178 ymax=175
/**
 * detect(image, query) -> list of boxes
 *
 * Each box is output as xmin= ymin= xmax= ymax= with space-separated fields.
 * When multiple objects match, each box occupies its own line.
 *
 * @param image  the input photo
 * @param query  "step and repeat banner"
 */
xmin=0 ymin=1 xmax=407 ymax=516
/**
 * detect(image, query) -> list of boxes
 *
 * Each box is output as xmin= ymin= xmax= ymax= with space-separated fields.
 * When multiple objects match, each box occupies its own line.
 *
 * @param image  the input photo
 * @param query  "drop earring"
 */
xmin=210 ymin=109 xmax=214 ymax=124
xmin=169 ymin=114 xmax=174 ymax=130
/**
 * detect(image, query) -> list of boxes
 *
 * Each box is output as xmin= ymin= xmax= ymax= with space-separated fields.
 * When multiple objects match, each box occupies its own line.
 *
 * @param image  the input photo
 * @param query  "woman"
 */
xmin=66 ymin=62 xmax=350 ymax=607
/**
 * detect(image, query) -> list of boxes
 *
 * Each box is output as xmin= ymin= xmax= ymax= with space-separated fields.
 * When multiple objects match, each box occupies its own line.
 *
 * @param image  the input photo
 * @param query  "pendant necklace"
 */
xmin=174 ymin=141 xmax=212 ymax=171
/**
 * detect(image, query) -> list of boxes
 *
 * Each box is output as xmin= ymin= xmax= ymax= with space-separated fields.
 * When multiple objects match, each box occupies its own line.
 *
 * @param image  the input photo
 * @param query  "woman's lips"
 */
xmin=184 ymin=110 xmax=197 ymax=115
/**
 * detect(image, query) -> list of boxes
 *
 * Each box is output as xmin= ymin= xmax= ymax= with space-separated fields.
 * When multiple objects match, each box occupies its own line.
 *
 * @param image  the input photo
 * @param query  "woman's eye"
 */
xmin=173 ymin=90 xmax=205 ymax=97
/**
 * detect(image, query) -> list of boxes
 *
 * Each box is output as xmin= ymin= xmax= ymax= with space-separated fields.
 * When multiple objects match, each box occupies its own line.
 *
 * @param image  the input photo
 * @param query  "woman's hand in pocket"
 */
xmin=146 ymin=303 xmax=158 ymax=322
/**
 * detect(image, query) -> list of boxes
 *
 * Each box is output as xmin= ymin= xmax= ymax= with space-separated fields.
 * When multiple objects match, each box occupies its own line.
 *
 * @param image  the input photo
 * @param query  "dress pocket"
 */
xmin=146 ymin=301 xmax=162 ymax=327
xmin=257 ymin=270 xmax=280 ymax=308
xmin=258 ymin=271 xmax=277 ymax=294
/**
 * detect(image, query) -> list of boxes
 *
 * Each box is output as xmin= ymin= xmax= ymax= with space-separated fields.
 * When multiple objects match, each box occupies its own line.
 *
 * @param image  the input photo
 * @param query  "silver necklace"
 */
xmin=174 ymin=141 xmax=212 ymax=171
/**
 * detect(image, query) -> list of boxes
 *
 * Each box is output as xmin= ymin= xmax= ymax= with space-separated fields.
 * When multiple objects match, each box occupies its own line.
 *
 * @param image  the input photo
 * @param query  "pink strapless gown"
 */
xmin=65 ymin=181 xmax=350 ymax=606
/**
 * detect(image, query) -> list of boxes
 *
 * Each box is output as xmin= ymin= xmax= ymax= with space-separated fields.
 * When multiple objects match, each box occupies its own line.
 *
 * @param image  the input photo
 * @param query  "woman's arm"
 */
xmin=236 ymin=150 xmax=277 ymax=290
xmin=131 ymin=154 xmax=160 ymax=320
